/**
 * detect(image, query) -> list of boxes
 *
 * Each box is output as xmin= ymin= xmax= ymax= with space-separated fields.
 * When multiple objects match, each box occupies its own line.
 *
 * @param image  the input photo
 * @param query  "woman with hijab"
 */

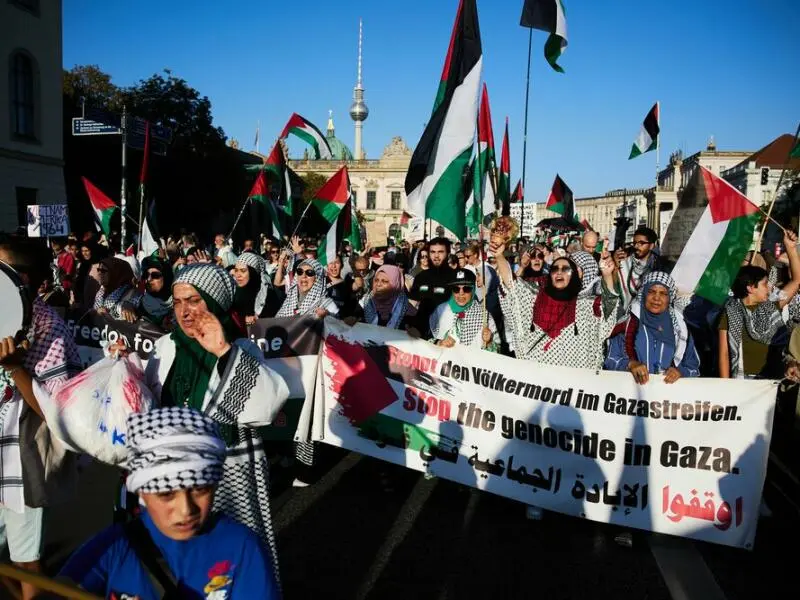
xmin=233 ymin=252 xmax=281 ymax=323
xmin=276 ymin=258 xmax=338 ymax=318
xmin=275 ymin=258 xmax=337 ymax=486
xmin=491 ymin=240 xmax=619 ymax=370
xmin=138 ymin=256 xmax=174 ymax=329
xmin=140 ymin=263 xmax=290 ymax=582
xmin=359 ymin=265 xmax=416 ymax=329
xmin=93 ymin=256 xmax=142 ymax=322
xmin=605 ymin=271 xmax=700 ymax=383
xmin=429 ymin=268 xmax=499 ymax=351
xmin=409 ymin=249 xmax=430 ymax=278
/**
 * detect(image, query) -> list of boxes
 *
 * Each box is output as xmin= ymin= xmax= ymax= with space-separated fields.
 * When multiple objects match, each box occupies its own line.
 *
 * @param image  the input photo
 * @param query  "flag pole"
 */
xmin=475 ymin=111 xmax=488 ymax=324
xmin=756 ymin=121 xmax=800 ymax=250
xmin=226 ymin=197 xmax=252 ymax=241
xmin=520 ymin=28 xmax=533 ymax=240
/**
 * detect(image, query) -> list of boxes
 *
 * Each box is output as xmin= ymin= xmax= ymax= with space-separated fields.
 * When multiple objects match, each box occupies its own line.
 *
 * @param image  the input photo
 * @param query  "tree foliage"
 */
xmin=63 ymin=65 xmax=227 ymax=155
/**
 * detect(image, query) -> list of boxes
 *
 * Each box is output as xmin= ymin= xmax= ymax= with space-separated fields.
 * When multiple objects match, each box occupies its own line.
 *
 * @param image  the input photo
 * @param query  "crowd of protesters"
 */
xmin=0 ymin=220 xmax=798 ymax=597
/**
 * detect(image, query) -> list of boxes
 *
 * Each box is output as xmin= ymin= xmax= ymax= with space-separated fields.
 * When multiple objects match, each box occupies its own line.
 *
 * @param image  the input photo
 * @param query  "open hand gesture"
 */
xmin=186 ymin=311 xmax=231 ymax=357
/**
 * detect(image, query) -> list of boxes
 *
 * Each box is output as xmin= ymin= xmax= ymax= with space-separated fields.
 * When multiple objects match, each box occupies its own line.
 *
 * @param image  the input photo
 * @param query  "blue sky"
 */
xmin=63 ymin=0 xmax=799 ymax=202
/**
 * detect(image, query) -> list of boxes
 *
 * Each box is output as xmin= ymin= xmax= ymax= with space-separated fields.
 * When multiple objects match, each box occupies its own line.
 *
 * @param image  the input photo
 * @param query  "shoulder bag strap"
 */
xmin=123 ymin=519 xmax=180 ymax=600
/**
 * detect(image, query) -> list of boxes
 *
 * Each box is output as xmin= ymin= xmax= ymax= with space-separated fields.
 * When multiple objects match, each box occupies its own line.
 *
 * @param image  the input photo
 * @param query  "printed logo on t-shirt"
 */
xmin=204 ymin=560 xmax=235 ymax=599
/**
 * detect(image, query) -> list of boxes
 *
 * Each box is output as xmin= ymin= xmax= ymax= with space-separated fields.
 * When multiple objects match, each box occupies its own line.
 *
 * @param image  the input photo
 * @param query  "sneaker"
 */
xmin=525 ymin=505 xmax=544 ymax=520
xmin=292 ymin=478 xmax=310 ymax=488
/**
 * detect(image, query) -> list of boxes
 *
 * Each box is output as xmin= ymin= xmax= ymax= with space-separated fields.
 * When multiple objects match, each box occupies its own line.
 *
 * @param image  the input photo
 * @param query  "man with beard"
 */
xmin=614 ymin=226 xmax=663 ymax=311
xmin=409 ymin=237 xmax=456 ymax=338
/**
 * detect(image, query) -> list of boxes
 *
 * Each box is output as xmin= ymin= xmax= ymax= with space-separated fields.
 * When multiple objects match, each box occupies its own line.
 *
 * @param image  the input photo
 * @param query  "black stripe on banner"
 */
xmin=248 ymin=315 xmax=323 ymax=359
xmin=644 ymin=105 xmax=660 ymax=140
xmin=520 ymin=0 xmax=557 ymax=30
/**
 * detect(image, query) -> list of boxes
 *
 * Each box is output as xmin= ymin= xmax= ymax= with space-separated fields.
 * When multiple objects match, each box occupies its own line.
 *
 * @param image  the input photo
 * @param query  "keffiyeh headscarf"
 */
xmin=361 ymin=265 xmax=410 ymax=329
xmin=276 ymin=258 xmax=327 ymax=317
xmin=163 ymin=264 xmax=244 ymax=445
xmin=570 ymin=251 xmax=600 ymax=298
xmin=125 ymin=407 xmax=227 ymax=494
xmin=617 ymin=271 xmax=690 ymax=370
xmin=235 ymin=252 xmax=272 ymax=317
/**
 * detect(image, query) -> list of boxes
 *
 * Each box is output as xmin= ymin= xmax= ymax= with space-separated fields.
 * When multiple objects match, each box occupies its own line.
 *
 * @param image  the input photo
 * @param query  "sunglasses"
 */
xmin=295 ymin=267 xmax=317 ymax=277
xmin=270 ymin=250 xmax=280 ymax=255
xmin=551 ymin=265 xmax=573 ymax=274
xmin=145 ymin=271 xmax=163 ymax=281
xmin=452 ymin=285 xmax=474 ymax=293
xmin=419 ymin=254 xmax=428 ymax=259
xmin=533 ymin=252 xmax=545 ymax=259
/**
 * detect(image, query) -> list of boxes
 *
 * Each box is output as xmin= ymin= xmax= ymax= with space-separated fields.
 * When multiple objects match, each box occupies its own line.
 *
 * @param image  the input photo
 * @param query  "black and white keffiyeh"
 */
xmin=626 ymin=272 xmax=689 ymax=365
xmin=571 ymin=251 xmax=600 ymax=298
xmin=125 ymin=407 xmax=227 ymax=494
xmin=723 ymin=297 xmax=787 ymax=378
xmin=430 ymin=301 xmax=487 ymax=347
xmin=236 ymin=252 xmax=272 ymax=315
xmin=276 ymin=258 xmax=327 ymax=316
xmin=174 ymin=263 xmax=236 ymax=311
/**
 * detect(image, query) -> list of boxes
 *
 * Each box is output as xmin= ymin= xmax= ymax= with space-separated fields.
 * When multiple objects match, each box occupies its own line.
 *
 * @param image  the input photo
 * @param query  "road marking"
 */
xmin=648 ymin=534 xmax=727 ymax=600
xmin=274 ymin=452 xmax=362 ymax=533
xmin=354 ymin=475 xmax=438 ymax=600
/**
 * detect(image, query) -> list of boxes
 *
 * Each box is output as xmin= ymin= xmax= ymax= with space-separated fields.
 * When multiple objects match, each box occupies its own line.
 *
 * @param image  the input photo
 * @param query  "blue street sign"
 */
xmin=72 ymin=117 xmax=121 ymax=136
xmin=131 ymin=117 xmax=173 ymax=143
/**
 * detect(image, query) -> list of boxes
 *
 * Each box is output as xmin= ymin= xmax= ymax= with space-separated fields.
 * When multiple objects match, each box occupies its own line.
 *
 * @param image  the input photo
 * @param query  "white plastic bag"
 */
xmin=42 ymin=354 xmax=155 ymax=465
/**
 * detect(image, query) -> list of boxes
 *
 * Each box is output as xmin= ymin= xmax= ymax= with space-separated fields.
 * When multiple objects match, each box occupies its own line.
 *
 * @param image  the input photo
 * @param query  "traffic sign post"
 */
xmin=71 ymin=118 xmax=121 ymax=136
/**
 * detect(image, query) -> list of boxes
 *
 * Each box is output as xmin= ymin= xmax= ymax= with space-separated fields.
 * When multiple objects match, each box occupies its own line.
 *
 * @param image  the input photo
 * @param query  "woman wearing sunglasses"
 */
xmin=429 ymin=269 xmax=498 ymax=351
xmin=491 ymin=240 xmax=619 ymax=369
xmin=518 ymin=244 xmax=548 ymax=284
xmin=138 ymin=256 xmax=174 ymax=329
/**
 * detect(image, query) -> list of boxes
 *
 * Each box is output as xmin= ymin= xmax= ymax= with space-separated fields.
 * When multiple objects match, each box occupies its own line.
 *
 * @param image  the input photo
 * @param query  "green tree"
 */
xmin=63 ymin=64 xmax=124 ymax=110
xmin=299 ymin=172 xmax=329 ymax=202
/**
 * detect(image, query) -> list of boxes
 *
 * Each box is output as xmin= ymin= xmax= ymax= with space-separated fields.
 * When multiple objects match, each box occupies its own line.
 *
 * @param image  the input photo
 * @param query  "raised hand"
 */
xmin=187 ymin=311 xmax=231 ymax=358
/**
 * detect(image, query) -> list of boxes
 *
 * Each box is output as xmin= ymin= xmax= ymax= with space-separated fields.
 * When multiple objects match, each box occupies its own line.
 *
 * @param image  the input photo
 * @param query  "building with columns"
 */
xmin=645 ymin=139 xmax=752 ymax=239
xmin=0 ymin=0 xmax=65 ymax=233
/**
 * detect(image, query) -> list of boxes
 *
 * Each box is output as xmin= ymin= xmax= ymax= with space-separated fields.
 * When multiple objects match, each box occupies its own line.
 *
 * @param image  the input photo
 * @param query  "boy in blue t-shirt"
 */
xmin=60 ymin=407 xmax=280 ymax=599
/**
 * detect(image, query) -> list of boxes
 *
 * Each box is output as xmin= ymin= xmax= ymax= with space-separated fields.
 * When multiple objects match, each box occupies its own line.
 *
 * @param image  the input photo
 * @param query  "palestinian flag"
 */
xmin=405 ymin=0 xmax=483 ymax=240
xmin=629 ymin=103 xmax=660 ymax=159
xmin=82 ymin=176 xmax=117 ymax=236
xmin=791 ymin=136 xmax=800 ymax=159
xmin=139 ymin=199 xmax=161 ymax=258
xmin=520 ymin=0 xmax=568 ymax=73
xmin=264 ymin=141 xmax=296 ymax=218
xmin=279 ymin=113 xmax=333 ymax=160
xmin=248 ymin=171 xmax=283 ymax=240
xmin=511 ymin=180 xmax=524 ymax=202
xmin=314 ymin=167 xmax=362 ymax=265
xmin=545 ymin=174 xmax=576 ymax=222
xmin=138 ymin=121 xmax=152 ymax=255
xmin=669 ymin=166 xmax=760 ymax=305
xmin=465 ymin=83 xmax=496 ymax=237
xmin=497 ymin=117 xmax=511 ymax=215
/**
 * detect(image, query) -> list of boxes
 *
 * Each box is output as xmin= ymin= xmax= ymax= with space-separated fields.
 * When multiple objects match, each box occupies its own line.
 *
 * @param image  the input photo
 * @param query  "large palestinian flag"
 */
xmin=520 ymin=0 xmax=568 ymax=73
xmin=405 ymin=0 xmax=483 ymax=240
xmin=248 ymin=171 xmax=283 ymax=240
xmin=629 ymin=103 xmax=660 ymax=159
xmin=279 ymin=113 xmax=333 ymax=160
xmin=81 ymin=177 xmax=117 ymax=236
xmin=668 ymin=166 xmax=760 ymax=305
xmin=314 ymin=167 xmax=362 ymax=265
xmin=545 ymin=174 xmax=576 ymax=222
xmin=465 ymin=83 xmax=496 ymax=237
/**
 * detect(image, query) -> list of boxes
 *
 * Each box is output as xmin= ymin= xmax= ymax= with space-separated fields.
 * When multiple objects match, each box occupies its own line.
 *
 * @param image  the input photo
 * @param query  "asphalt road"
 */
xmin=10 ymin=415 xmax=800 ymax=600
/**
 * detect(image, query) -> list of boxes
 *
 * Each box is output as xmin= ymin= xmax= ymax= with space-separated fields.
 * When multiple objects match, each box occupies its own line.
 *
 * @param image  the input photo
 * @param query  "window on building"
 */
xmin=16 ymin=187 xmax=37 ymax=228
xmin=352 ymin=190 xmax=358 ymax=206
xmin=391 ymin=191 xmax=401 ymax=210
xmin=10 ymin=52 xmax=36 ymax=139
xmin=366 ymin=190 xmax=376 ymax=210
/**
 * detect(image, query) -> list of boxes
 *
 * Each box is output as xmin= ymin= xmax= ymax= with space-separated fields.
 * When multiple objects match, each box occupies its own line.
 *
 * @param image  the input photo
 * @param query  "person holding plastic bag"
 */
xmin=113 ymin=263 xmax=290 ymax=584
xmin=0 ymin=238 xmax=82 ymax=600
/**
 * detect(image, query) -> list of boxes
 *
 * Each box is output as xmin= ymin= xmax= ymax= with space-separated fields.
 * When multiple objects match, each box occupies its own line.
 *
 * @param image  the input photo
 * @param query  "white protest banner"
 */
xmin=407 ymin=216 xmax=425 ymax=241
xmin=27 ymin=204 xmax=70 ymax=237
xmin=316 ymin=318 xmax=776 ymax=549
xmin=365 ymin=220 xmax=388 ymax=247
xmin=66 ymin=310 xmax=165 ymax=368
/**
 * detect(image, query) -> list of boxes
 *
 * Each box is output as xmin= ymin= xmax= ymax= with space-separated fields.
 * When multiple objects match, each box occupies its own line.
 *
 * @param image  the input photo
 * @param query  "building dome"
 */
xmin=324 ymin=112 xmax=354 ymax=161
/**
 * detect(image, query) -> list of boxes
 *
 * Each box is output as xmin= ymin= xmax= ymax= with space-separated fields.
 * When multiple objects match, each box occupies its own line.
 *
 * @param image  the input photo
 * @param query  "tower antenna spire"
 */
xmin=349 ymin=17 xmax=368 ymax=160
